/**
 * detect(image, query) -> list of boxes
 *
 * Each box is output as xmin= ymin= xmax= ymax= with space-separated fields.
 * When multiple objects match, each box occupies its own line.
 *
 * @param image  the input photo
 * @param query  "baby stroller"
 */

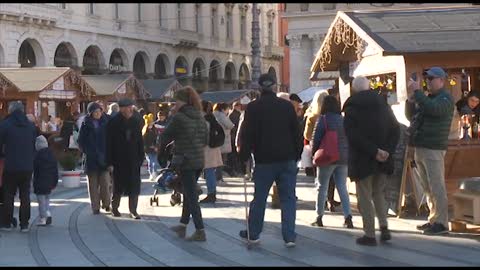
xmin=150 ymin=142 xmax=203 ymax=207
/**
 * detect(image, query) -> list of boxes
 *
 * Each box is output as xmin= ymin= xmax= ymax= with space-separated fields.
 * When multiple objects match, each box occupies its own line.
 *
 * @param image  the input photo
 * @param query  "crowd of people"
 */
xmin=0 ymin=66 xmax=459 ymax=247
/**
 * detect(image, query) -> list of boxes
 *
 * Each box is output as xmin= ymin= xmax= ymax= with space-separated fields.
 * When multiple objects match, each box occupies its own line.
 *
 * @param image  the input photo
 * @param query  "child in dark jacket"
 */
xmin=33 ymin=135 xmax=58 ymax=226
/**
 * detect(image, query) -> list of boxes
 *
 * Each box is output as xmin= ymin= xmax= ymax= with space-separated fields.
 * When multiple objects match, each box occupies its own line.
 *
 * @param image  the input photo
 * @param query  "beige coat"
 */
xmin=304 ymin=114 xmax=319 ymax=142
xmin=203 ymin=120 xmax=223 ymax=169
xmin=213 ymin=111 xmax=235 ymax=154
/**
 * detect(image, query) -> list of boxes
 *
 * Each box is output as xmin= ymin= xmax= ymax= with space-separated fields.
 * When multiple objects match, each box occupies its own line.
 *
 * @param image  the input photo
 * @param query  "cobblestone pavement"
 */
xmin=0 ymin=173 xmax=479 ymax=266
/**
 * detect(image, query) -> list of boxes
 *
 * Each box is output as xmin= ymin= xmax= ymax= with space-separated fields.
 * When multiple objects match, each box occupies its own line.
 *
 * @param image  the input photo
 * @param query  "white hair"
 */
xmin=351 ymin=76 xmax=370 ymax=93
xmin=277 ymin=92 xmax=290 ymax=101
xmin=8 ymin=101 xmax=24 ymax=114
xmin=108 ymin=103 xmax=120 ymax=114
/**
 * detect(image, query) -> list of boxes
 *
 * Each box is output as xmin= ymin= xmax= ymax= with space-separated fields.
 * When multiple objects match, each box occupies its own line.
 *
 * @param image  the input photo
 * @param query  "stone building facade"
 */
xmin=0 ymin=3 xmax=283 ymax=92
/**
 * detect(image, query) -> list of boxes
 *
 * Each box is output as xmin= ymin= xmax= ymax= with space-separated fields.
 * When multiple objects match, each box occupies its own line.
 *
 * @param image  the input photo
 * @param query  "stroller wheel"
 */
xmin=150 ymin=197 xmax=154 ymax=206
xmin=156 ymin=201 xmax=159 ymax=206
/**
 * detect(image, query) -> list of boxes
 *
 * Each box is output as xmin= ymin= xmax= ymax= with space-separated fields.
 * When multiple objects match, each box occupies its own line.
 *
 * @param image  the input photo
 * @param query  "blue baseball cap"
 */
xmin=425 ymin=67 xmax=447 ymax=78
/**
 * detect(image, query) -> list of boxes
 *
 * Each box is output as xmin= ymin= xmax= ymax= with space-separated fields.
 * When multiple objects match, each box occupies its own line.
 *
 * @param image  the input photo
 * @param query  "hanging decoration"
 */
xmin=66 ymin=101 xmax=71 ymax=107
xmin=316 ymin=18 xmax=366 ymax=72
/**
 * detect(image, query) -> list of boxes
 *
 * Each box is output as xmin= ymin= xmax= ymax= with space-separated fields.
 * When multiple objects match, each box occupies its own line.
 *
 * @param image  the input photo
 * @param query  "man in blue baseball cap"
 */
xmin=405 ymin=66 xmax=454 ymax=235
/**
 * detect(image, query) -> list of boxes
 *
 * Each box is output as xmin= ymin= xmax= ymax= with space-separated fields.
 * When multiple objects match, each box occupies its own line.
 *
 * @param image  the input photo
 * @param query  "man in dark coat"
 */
xmin=106 ymin=98 xmax=145 ymax=219
xmin=78 ymin=102 xmax=111 ymax=215
xmin=238 ymin=73 xmax=303 ymax=247
xmin=343 ymin=76 xmax=400 ymax=246
xmin=0 ymin=101 xmax=36 ymax=232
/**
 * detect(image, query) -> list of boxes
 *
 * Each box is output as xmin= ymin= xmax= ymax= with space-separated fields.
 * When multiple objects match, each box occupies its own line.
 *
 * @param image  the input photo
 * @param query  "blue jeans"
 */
xmin=36 ymin=194 xmax=51 ymax=219
xmin=204 ymin=167 xmax=216 ymax=194
xmin=315 ymin=164 xmax=351 ymax=218
xmin=179 ymin=169 xmax=204 ymax=230
xmin=248 ymin=160 xmax=297 ymax=242
xmin=145 ymin=152 xmax=159 ymax=177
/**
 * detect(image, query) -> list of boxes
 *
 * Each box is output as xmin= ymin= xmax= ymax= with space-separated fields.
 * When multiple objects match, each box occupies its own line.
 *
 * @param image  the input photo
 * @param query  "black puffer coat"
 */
xmin=33 ymin=148 xmax=59 ymax=195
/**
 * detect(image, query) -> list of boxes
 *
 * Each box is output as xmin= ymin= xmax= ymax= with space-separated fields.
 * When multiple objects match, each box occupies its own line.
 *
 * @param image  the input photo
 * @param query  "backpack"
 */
xmin=207 ymin=117 xmax=225 ymax=148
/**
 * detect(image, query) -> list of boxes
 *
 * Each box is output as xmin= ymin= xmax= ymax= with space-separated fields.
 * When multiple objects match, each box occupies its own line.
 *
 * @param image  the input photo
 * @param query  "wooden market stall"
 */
xmin=81 ymin=73 xmax=150 ymax=110
xmin=200 ymin=89 xmax=255 ymax=104
xmin=0 ymin=67 xmax=95 ymax=123
xmin=141 ymin=78 xmax=182 ymax=115
xmin=310 ymin=6 xmax=480 ymax=216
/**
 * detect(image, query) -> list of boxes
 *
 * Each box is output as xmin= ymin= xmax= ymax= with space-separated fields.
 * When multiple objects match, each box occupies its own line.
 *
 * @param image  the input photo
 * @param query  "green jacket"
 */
xmin=161 ymin=105 xmax=208 ymax=170
xmin=406 ymin=88 xmax=454 ymax=150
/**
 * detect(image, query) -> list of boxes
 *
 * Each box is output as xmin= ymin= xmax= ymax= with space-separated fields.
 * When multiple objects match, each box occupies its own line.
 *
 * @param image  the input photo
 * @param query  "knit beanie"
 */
xmin=87 ymin=102 xmax=102 ymax=114
xmin=35 ymin=135 xmax=48 ymax=151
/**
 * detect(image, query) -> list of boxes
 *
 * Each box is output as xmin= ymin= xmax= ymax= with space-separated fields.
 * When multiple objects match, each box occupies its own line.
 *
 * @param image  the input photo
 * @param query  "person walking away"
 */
xmin=311 ymin=95 xmax=353 ymax=228
xmin=78 ymin=102 xmax=111 ymax=215
xmin=238 ymin=73 xmax=303 ymax=248
xmin=228 ymin=102 xmax=243 ymax=176
xmin=33 ymin=135 xmax=58 ymax=226
xmin=343 ymin=76 xmax=400 ymax=246
xmin=405 ymin=67 xmax=454 ymax=235
xmin=106 ymin=98 xmax=145 ymax=219
xmin=200 ymin=101 xmax=223 ymax=204
xmin=160 ymin=86 xmax=208 ymax=241
xmin=60 ymin=112 xmax=79 ymax=150
xmin=142 ymin=113 xmax=160 ymax=181
xmin=213 ymin=103 xmax=235 ymax=182
xmin=303 ymin=90 xmax=329 ymax=177
xmin=0 ymin=101 xmax=36 ymax=232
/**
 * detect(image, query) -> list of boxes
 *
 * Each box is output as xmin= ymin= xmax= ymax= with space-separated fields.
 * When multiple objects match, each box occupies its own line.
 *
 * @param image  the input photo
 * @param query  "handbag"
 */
xmin=313 ymin=116 xmax=339 ymax=167
xmin=300 ymin=144 xmax=313 ymax=168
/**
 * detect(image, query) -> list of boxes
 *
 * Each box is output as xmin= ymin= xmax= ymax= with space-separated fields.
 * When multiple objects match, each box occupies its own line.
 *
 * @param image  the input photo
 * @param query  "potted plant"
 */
xmin=59 ymin=150 xmax=82 ymax=188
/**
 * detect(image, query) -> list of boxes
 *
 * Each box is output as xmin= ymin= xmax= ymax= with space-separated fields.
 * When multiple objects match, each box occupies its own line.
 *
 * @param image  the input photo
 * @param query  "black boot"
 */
xmin=111 ymin=193 xmax=121 ymax=217
xmin=311 ymin=216 xmax=323 ymax=227
xmin=129 ymin=196 xmax=141 ymax=219
xmin=199 ymin=193 xmax=216 ymax=204
xmin=344 ymin=215 xmax=354 ymax=229
xmin=380 ymin=226 xmax=391 ymax=241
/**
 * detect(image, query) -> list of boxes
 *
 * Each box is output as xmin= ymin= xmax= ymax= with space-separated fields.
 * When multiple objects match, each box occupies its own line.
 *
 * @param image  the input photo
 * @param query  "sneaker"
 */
xmin=46 ymin=216 xmax=52 ymax=225
xmin=37 ymin=218 xmax=47 ymax=226
xmin=171 ymin=224 xmax=187 ymax=238
xmin=423 ymin=223 xmax=449 ymax=235
xmin=239 ymin=230 xmax=260 ymax=243
xmin=284 ymin=241 xmax=296 ymax=248
xmin=186 ymin=229 xmax=206 ymax=242
xmin=0 ymin=225 xmax=12 ymax=232
xmin=20 ymin=225 xmax=30 ymax=233
xmin=311 ymin=216 xmax=323 ymax=227
xmin=380 ymin=226 xmax=391 ymax=241
xmin=356 ymin=235 xmax=377 ymax=246
xmin=416 ymin=222 xmax=432 ymax=231
xmin=112 ymin=209 xmax=121 ymax=217
xmin=344 ymin=215 xmax=354 ymax=229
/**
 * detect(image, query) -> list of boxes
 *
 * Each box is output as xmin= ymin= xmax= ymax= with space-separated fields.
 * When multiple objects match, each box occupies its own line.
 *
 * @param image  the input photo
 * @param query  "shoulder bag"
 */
xmin=313 ymin=116 xmax=339 ymax=167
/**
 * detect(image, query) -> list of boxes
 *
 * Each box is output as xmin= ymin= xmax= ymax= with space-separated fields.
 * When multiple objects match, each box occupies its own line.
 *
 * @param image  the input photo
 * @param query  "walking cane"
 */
xmin=242 ymin=166 xmax=252 ymax=250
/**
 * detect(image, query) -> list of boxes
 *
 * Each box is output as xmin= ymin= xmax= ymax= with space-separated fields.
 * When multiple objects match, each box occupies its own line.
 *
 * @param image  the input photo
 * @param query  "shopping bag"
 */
xmin=300 ymin=144 xmax=313 ymax=168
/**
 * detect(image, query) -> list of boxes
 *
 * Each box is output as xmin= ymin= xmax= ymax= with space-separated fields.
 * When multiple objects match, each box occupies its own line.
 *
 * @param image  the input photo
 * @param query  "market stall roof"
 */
xmin=297 ymin=86 xmax=331 ymax=103
xmin=0 ymin=67 xmax=71 ymax=92
xmin=81 ymin=74 xmax=131 ymax=96
xmin=200 ymin=90 xmax=254 ymax=104
xmin=141 ymin=78 xmax=182 ymax=100
xmin=81 ymin=74 xmax=149 ymax=99
xmin=310 ymin=6 xmax=480 ymax=77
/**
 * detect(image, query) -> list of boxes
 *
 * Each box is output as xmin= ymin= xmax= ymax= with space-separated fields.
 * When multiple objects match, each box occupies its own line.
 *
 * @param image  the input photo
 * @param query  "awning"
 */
xmin=81 ymin=74 xmax=131 ymax=96
xmin=297 ymin=86 xmax=331 ymax=103
xmin=39 ymin=90 xmax=77 ymax=100
xmin=141 ymin=78 xmax=182 ymax=100
xmin=200 ymin=90 xmax=253 ymax=104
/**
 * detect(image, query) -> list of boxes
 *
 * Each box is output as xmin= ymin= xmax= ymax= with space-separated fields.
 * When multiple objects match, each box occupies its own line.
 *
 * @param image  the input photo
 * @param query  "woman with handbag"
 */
xmin=160 ymin=86 xmax=208 ymax=242
xmin=311 ymin=95 xmax=353 ymax=229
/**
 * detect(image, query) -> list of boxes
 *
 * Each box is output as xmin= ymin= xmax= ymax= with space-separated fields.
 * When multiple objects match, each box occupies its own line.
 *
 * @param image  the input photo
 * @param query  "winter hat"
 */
xmin=35 ymin=135 xmax=48 ymax=151
xmin=118 ymin=98 xmax=134 ymax=107
xmin=87 ymin=102 xmax=102 ymax=114
xmin=258 ymin=73 xmax=276 ymax=90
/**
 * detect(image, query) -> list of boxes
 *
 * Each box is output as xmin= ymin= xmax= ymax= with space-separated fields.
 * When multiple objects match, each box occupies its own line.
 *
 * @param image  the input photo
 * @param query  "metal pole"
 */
xmin=250 ymin=3 xmax=261 ymax=90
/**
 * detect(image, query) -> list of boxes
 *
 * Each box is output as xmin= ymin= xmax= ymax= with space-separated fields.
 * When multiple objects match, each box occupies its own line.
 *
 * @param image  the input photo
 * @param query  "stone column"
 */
xmin=309 ymin=33 xmax=325 ymax=59
xmin=232 ymin=80 xmax=239 ymax=90
xmin=201 ymin=77 xmax=209 ymax=92
xmin=217 ymin=78 xmax=225 ymax=91
xmin=286 ymin=34 xmax=305 ymax=93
